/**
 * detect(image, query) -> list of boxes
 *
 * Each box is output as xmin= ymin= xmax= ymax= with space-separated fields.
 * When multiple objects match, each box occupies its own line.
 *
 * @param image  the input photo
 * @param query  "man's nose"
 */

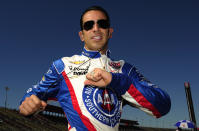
xmin=92 ymin=23 xmax=100 ymax=32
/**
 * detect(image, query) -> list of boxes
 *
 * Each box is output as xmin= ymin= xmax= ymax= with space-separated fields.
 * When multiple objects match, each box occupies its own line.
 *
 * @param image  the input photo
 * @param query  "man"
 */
xmin=19 ymin=6 xmax=171 ymax=131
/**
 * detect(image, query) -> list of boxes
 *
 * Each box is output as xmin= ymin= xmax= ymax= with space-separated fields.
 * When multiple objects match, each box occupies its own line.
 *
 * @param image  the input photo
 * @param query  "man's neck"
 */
xmin=100 ymin=47 xmax=108 ymax=55
xmin=84 ymin=46 xmax=108 ymax=55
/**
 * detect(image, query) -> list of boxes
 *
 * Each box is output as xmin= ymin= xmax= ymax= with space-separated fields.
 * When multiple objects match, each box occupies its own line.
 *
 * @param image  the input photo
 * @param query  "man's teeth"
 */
xmin=93 ymin=36 xmax=101 ymax=40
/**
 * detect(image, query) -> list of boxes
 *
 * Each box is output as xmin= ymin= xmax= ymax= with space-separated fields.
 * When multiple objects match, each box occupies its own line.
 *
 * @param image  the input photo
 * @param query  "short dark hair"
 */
xmin=80 ymin=6 xmax=110 ymax=30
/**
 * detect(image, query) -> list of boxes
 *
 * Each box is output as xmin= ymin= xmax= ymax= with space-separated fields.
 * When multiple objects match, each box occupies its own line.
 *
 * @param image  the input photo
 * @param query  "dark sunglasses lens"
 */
xmin=98 ymin=20 xmax=110 ymax=29
xmin=83 ymin=21 xmax=94 ymax=31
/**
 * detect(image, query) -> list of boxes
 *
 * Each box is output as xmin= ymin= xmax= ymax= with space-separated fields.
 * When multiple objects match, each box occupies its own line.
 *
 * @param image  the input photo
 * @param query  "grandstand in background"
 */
xmin=0 ymin=106 xmax=175 ymax=131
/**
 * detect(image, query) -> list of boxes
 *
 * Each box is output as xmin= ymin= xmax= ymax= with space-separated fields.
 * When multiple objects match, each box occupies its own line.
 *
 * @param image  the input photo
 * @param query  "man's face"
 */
xmin=79 ymin=10 xmax=113 ymax=52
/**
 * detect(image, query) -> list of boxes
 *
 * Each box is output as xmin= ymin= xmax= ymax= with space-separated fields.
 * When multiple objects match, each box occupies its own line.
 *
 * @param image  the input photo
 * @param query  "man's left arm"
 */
xmin=84 ymin=65 xmax=171 ymax=118
xmin=109 ymin=63 xmax=171 ymax=118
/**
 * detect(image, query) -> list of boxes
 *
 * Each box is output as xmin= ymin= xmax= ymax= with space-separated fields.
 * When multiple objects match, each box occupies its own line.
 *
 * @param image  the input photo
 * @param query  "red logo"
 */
xmin=109 ymin=62 xmax=121 ymax=69
xmin=101 ymin=89 xmax=114 ymax=112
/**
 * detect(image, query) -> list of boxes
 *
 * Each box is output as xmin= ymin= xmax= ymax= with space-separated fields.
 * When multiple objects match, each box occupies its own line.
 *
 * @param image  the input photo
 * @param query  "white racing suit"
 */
xmin=20 ymin=48 xmax=171 ymax=131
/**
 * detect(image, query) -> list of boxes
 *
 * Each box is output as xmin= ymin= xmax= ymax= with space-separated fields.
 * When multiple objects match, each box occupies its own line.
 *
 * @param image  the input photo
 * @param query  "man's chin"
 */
xmin=90 ymin=45 xmax=104 ymax=51
xmin=85 ymin=43 xmax=107 ymax=51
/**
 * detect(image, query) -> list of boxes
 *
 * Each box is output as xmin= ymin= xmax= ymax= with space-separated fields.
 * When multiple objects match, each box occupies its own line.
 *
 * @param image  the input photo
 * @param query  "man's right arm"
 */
xmin=19 ymin=59 xmax=65 ymax=116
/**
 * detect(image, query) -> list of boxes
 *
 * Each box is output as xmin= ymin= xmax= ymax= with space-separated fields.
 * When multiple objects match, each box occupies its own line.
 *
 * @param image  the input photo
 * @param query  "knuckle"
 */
xmin=34 ymin=100 xmax=41 ymax=106
xmin=25 ymin=97 xmax=30 ymax=101
xmin=28 ymin=108 xmax=33 ymax=113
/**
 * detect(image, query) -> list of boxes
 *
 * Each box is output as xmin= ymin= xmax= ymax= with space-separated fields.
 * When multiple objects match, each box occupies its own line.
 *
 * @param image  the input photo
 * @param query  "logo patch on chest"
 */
xmin=68 ymin=65 xmax=89 ymax=76
xmin=83 ymin=86 xmax=121 ymax=126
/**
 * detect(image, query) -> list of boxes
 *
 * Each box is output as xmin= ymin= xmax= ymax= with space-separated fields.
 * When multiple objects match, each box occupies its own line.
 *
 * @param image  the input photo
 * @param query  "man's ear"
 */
xmin=108 ymin=28 xmax=113 ymax=38
xmin=79 ymin=31 xmax=84 ymax=42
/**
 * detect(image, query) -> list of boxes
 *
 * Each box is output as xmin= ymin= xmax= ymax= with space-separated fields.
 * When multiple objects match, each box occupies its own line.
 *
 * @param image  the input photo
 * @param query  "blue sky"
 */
xmin=0 ymin=0 xmax=199 ymax=128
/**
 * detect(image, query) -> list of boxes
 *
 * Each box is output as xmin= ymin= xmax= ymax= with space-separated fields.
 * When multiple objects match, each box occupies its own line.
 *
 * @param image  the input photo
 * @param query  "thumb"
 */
xmin=84 ymin=80 xmax=95 ymax=86
xmin=41 ymin=101 xmax=47 ymax=110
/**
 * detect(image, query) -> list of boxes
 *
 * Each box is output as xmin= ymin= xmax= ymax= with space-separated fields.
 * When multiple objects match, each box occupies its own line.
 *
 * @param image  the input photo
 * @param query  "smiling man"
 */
xmin=19 ymin=6 xmax=171 ymax=131
xmin=79 ymin=9 xmax=113 ymax=54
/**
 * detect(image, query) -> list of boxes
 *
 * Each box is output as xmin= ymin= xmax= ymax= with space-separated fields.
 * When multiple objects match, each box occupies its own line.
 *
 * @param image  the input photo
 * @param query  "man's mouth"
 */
xmin=92 ymin=36 xmax=102 ymax=40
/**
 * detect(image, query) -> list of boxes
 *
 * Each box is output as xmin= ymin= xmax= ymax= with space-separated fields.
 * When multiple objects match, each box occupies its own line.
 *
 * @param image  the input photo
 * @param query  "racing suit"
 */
xmin=20 ymin=48 xmax=171 ymax=131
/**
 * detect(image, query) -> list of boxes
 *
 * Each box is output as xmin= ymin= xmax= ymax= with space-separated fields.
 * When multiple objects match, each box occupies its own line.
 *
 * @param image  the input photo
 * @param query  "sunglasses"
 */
xmin=83 ymin=19 xmax=110 ymax=31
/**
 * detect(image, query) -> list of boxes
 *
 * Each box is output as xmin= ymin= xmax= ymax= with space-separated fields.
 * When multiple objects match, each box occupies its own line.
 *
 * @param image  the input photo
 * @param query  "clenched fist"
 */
xmin=19 ymin=95 xmax=47 ymax=116
xmin=84 ymin=68 xmax=112 ymax=87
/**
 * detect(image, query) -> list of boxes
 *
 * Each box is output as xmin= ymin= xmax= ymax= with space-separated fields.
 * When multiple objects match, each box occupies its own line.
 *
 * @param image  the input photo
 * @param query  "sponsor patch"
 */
xmin=69 ymin=60 xmax=85 ymax=65
xmin=108 ymin=61 xmax=121 ymax=73
xmin=68 ymin=65 xmax=89 ymax=76
xmin=109 ymin=61 xmax=121 ymax=69
xmin=83 ymin=86 xmax=121 ymax=126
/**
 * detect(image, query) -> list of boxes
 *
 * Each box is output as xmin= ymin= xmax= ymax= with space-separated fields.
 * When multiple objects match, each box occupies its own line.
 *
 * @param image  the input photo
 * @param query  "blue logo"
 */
xmin=83 ymin=85 xmax=122 ymax=126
